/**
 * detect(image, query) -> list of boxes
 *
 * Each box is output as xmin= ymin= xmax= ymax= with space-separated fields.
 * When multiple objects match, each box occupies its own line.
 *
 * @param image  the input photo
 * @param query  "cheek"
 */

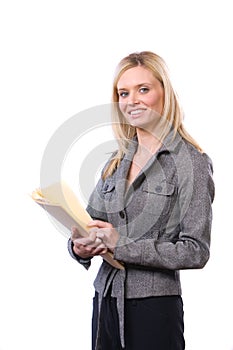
xmin=119 ymin=101 xmax=127 ymax=114
xmin=148 ymin=93 xmax=164 ymax=111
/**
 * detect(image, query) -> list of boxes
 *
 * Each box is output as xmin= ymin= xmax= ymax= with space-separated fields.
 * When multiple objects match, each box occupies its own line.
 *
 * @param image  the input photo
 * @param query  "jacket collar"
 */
xmin=125 ymin=129 xmax=183 ymax=161
xmin=108 ymin=130 xmax=184 ymax=192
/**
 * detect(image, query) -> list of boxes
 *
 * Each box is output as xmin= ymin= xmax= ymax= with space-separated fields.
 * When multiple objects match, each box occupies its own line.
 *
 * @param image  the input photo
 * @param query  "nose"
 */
xmin=127 ymin=91 xmax=140 ymax=105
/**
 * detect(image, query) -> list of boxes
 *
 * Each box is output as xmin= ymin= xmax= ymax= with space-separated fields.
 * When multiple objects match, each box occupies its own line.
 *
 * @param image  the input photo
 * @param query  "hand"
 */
xmin=87 ymin=220 xmax=120 ymax=253
xmin=71 ymin=226 xmax=108 ymax=259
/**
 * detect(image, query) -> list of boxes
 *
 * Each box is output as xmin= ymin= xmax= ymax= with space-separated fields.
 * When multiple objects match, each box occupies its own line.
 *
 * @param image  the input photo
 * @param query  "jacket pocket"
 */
xmin=142 ymin=181 xmax=176 ymax=216
xmin=102 ymin=182 xmax=115 ymax=194
xmin=101 ymin=182 xmax=117 ymax=207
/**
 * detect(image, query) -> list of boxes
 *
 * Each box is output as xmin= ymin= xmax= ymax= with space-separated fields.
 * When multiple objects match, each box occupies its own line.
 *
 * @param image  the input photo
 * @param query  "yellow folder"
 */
xmin=31 ymin=181 xmax=124 ymax=270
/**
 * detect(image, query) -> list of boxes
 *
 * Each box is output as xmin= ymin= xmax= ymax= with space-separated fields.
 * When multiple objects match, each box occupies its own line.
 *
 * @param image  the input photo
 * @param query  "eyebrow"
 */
xmin=117 ymin=83 xmax=153 ymax=91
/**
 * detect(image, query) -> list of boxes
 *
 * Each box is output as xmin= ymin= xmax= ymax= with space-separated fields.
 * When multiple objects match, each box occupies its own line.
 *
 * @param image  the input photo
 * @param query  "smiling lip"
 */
xmin=128 ymin=108 xmax=146 ymax=117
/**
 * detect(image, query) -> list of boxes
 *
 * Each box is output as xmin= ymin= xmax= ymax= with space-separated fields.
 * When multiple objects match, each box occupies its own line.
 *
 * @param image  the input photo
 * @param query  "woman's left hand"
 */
xmin=87 ymin=220 xmax=119 ymax=253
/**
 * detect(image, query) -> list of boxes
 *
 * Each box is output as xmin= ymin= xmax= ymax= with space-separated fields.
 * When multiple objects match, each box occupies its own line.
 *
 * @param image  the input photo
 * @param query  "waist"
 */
xmin=94 ymin=262 xmax=182 ymax=298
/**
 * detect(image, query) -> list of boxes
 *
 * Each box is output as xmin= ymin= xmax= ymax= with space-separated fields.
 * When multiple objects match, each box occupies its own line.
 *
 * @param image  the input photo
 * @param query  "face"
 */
xmin=117 ymin=66 xmax=164 ymax=131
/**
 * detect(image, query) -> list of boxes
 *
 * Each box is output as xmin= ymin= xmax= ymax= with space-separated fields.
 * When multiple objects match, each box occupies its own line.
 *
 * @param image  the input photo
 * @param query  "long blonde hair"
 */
xmin=103 ymin=51 xmax=202 ymax=179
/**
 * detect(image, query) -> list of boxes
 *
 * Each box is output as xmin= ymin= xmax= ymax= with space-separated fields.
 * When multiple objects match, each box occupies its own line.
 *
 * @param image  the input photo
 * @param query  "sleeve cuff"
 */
xmin=67 ymin=238 xmax=92 ymax=270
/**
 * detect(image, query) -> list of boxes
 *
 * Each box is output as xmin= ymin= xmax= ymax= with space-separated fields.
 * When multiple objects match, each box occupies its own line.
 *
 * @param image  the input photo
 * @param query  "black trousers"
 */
xmin=92 ymin=292 xmax=185 ymax=350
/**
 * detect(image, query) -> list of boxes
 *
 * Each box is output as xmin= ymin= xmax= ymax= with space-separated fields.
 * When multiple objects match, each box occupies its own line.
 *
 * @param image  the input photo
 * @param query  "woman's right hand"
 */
xmin=71 ymin=226 xmax=108 ymax=259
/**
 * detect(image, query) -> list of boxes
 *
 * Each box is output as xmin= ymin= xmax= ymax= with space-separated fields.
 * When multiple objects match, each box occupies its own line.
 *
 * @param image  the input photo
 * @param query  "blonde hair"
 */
xmin=103 ymin=51 xmax=202 ymax=179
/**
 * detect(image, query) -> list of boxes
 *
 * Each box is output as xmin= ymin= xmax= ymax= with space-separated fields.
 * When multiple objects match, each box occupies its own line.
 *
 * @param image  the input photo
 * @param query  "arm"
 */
xmin=113 ymin=153 xmax=215 ymax=270
xmin=67 ymin=174 xmax=109 ymax=269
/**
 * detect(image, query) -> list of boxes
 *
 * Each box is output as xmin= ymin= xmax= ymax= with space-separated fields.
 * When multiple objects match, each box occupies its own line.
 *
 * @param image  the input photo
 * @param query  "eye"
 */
xmin=118 ymin=91 xmax=128 ymax=98
xmin=139 ymin=87 xmax=149 ymax=94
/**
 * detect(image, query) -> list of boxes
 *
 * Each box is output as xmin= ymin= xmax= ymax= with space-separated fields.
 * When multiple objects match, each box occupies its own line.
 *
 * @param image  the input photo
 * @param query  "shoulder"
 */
xmin=183 ymin=140 xmax=214 ymax=175
xmin=179 ymin=140 xmax=215 ymax=200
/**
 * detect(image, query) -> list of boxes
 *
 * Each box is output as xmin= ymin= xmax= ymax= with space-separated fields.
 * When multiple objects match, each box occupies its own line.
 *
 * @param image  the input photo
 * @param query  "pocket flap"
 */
xmin=102 ymin=182 xmax=115 ymax=193
xmin=143 ymin=181 xmax=175 ymax=196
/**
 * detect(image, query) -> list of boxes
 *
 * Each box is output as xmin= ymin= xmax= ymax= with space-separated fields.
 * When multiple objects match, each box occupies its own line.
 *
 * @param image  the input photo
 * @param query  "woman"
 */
xmin=68 ymin=51 xmax=215 ymax=349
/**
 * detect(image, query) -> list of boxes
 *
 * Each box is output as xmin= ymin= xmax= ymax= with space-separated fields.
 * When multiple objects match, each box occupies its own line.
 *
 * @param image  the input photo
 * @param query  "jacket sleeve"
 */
xmin=114 ymin=152 xmax=215 ymax=270
xmin=67 ymin=238 xmax=92 ymax=270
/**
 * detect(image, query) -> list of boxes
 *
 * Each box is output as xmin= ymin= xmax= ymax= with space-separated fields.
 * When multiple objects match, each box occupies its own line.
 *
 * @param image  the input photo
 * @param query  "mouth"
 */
xmin=128 ymin=108 xmax=146 ymax=117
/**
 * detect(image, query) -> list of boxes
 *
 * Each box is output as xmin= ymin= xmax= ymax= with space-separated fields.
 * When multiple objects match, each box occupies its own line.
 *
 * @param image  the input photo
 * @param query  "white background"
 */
xmin=0 ymin=0 xmax=232 ymax=349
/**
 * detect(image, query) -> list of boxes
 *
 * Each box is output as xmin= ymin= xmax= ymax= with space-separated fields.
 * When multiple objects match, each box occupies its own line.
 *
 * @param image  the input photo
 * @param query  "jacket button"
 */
xmin=155 ymin=185 xmax=162 ymax=193
xmin=119 ymin=210 xmax=125 ymax=219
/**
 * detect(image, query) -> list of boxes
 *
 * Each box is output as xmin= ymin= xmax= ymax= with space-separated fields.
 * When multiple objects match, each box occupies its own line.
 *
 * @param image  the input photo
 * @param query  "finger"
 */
xmin=73 ymin=242 xmax=87 ymax=255
xmin=94 ymin=239 xmax=107 ymax=251
xmin=71 ymin=226 xmax=82 ymax=240
xmin=100 ymin=248 xmax=108 ymax=255
xmin=73 ymin=243 xmax=86 ymax=255
xmin=94 ymin=242 xmax=106 ymax=251
xmin=73 ymin=237 xmax=90 ymax=246
xmin=96 ymin=231 xmax=105 ymax=241
xmin=92 ymin=246 xmax=108 ymax=255
xmin=74 ymin=236 xmax=104 ymax=252
xmin=87 ymin=220 xmax=113 ymax=229
xmin=89 ymin=230 xmax=98 ymax=241
xmin=95 ymin=237 xmax=103 ymax=244
xmin=73 ymin=244 xmax=94 ymax=259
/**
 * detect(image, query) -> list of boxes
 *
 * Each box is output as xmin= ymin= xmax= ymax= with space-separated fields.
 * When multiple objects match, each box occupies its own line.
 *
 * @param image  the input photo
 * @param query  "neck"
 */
xmin=136 ymin=128 xmax=162 ymax=155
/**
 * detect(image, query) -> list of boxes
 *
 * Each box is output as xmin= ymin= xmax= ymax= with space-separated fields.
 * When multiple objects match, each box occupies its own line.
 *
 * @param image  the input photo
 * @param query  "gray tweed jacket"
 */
xmin=69 ymin=131 xmax=215 ymax=348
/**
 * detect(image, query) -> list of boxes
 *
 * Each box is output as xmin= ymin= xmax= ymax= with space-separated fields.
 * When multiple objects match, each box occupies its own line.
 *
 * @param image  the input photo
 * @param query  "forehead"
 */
xmin=117 ymin=66 xmax=158 ymax=89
